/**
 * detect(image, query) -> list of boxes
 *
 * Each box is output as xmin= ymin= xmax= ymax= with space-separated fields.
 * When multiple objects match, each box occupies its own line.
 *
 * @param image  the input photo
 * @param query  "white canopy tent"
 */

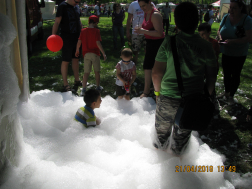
xmin=156 ymin=2 xmax=176 ymax=10
xmin=219 ymin=0 xmax=230 ymax=20
xmin=212 ymin=0 xmax=220 ymax=7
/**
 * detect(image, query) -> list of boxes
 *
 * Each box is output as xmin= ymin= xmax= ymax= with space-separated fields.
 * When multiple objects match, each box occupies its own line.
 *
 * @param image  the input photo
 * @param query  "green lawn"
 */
xmin=29 ymin=12 xmax=252 ymax=174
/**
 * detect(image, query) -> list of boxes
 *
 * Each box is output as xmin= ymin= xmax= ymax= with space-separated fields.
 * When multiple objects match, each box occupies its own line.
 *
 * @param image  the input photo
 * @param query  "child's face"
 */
xmin=198 ymin=30 xmax=211 ymax=41
xmin=94 ymin=95 xmax=102 ymax=109
xmin=121 ymin=55 xmax=132 ymax=65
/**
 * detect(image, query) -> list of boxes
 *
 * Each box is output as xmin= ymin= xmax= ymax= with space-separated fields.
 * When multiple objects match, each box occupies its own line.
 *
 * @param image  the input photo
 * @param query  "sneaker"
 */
xmin=217 ymin=92 xmax=230 ymax=99
xmin=96 ymin=86 xmax=103 ymax=92
xmin=80 ymin=88 xmax=86 ymax=96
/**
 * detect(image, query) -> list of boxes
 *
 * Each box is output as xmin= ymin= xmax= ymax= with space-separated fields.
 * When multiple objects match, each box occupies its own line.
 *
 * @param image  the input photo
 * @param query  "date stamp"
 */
xmin=175 ymin=165 xmax=236 ymax=172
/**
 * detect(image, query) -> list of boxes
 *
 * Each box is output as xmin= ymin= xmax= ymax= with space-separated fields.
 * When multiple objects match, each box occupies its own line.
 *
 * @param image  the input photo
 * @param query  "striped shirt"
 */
xmin=74 ymin=105 xmax=96 ymax=127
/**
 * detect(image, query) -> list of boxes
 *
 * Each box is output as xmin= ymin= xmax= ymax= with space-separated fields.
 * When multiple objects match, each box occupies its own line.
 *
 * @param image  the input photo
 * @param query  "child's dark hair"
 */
xmin=84 ymin=89 xmax=100 ymax=107
xmin=121 ymin=48 xmax=133 ymax=58
xmin=174 ymin=2 xmax=198 ymax=34
xmin=138 ymin=0 xmax=150 ymax=3
xmin=89 ymin=19 xmax=97 ymax=24
xmin=198 ymin=23 xmax=211 ymax=33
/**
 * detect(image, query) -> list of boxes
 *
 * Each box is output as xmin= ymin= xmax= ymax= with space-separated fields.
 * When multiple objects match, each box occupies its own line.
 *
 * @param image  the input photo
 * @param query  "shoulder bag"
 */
xmin=171 ymin=36 xmax=215 ymax=131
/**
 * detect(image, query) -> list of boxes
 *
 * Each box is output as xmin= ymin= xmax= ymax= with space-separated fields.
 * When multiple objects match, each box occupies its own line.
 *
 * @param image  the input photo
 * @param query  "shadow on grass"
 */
xmin=199 ymin=101 xmax=252 ymax=173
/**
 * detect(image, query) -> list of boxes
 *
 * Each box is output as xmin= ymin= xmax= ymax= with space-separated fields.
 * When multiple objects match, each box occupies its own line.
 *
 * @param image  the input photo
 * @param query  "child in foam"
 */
xmin=74 ymin=89 xmax=102 ymax=127
xmin=115 ymin=48 xmax=136 ymax=100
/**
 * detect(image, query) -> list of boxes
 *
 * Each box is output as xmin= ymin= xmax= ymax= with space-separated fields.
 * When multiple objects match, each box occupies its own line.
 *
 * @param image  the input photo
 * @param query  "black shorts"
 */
xmin=61 ymin=33 xmax=80 ymax=62
xmin=116 ymin=85 xmax=130 ymax=96
xmin=143 ymin=38 xmax=164 ymax=70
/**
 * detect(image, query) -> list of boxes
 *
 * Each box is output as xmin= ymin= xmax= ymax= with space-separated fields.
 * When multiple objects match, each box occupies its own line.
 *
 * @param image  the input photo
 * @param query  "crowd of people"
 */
xmin=52 ymin=0 xmax=252 ymax=155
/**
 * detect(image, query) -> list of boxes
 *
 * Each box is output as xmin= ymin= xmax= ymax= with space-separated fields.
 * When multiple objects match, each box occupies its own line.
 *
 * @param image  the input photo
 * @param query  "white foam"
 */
xmin=1 ymin=90 xmax=251 ymax=189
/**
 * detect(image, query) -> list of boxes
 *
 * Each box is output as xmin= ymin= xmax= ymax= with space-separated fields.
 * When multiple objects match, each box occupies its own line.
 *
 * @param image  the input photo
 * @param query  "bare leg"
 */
xmin=124 ymin=95 xmax=130 ymax=101
xmin=82 ymin=73 xmax=90 ymax=88
xmin=94 ymin=71 xmax=100 ymax=86
xmin=140 ymin=69 xmax=152 ymax=98
xmin=72 ymin=58 xmax=80 ymax=82
xmin=61 ymin=61 xmax=70 ymax=86
xmin=117 ymin=96 xmax=123 ymax=100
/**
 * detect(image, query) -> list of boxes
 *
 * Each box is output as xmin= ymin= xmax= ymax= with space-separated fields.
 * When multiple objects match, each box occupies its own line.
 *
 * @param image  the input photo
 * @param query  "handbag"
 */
xmin=170 ymin=35 xmax=215 ymax=131
xmin=235 ymin=15 xmax=248 ymax=38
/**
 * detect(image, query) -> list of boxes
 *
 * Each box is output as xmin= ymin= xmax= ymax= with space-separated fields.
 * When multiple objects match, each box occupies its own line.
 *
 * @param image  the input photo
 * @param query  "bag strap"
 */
xmin=170 ymin=35 xmax=184 ymax=97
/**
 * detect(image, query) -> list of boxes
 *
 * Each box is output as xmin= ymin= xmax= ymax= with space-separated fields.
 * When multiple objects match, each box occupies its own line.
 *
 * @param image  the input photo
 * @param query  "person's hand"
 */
xmin=246 ymin=115 xmax=251 ymax=122
xmin=126 ymin=31 xmax=131 ymax=42
xmin=134 ymin=27 xmax=143 ymax=34
xmin=75 ymin=50 xmax=79 ymax=57
xmin=103 ymin=54 xmax=107 ymax=61
xmin=122 ymin=80 xmax=126 ymax=87
xmin=224 ymin=39 xmax=234 ymax=45
xmin=96 ymin=117 xmax=101 ymax=125
xmin=155 ymin=95 xmax=160 ymax=102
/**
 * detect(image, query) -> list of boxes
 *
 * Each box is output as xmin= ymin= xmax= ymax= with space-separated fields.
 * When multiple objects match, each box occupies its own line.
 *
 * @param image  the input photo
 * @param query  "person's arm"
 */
xmin=96 ymin=116 xmax=101 ymax=125
xmin=96 ymin=41 xmax=107 ymax=60
xmin=152 ymin=61 xmax=166 ymax=97
xmin=122 ymin=10 xmax=125 ymax=22
xmin=75 ymin=39 xmax=82 ymax=57
xmin=126 ymin=13 xmax=133 ymax=41
xmin=129 ymin=69 xmax=136 ymax=86
xmin=134 ymin=12 xmax=163 ymax=37
xmin=116 ymin=68 xmax=126 ymax=86
xmin=205 ymin=64 xmax=217 ymax=96
xmin=52 ymin=16 xmax=62 ymax=34
xmin=225 ymin=30 xmax=252 ymax=44
xmin=112 ymin=12 xmax=115 ymax=23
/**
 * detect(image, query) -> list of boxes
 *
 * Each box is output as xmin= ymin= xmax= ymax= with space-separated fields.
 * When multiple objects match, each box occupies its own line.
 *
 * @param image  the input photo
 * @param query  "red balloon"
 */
xmin=46 ymin=35 xmax=63 ymax=52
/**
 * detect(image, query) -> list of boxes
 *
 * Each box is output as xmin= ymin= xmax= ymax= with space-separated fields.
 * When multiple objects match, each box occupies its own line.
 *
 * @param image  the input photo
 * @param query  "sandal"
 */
xmin=140 ymin=92 xmax=149 ymax=99
xmin=62 ymin=85 xmax=71 ymax=92
xmin=74 ymin=80 xmax=82 ymax=87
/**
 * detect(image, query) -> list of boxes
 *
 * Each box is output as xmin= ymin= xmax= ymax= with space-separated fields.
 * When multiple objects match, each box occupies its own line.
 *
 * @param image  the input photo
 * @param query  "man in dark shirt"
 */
xmin=52 ymin=0 xmax=82 ymax=92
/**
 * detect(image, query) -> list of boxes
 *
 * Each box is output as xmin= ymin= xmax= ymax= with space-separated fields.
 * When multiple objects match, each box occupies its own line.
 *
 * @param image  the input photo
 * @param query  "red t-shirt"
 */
xmin=209 ymin=37 xmax=220 ymax=64
xmin=78 ymin=28 xmax=102 ymax=56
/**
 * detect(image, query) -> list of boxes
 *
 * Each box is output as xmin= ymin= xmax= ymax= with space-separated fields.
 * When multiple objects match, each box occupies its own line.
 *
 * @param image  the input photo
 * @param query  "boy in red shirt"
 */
xmin=75 ymin=15 xmax=107 ymax=96
xmin=198 ymin=23 xmax=220 ymax=70
xmin=198 ymin=23 xmax=220 ymax=114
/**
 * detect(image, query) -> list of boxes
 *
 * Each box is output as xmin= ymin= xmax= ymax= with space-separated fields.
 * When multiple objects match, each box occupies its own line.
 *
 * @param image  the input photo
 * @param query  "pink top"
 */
xmin=142 ymin=8 xmax=165 ymax=39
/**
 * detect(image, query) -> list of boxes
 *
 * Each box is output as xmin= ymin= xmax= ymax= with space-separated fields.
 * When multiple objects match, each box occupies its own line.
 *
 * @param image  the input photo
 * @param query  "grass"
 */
xmin=29 ymin=13 xmax=252 ymax=174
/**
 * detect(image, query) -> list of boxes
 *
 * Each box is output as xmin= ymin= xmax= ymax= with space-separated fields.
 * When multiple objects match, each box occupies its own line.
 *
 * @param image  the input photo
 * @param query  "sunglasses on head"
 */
xmin=121 ymin=59 xmax=131 ymax=63
xmin=74 ymin=0 xmax=80 ymax=4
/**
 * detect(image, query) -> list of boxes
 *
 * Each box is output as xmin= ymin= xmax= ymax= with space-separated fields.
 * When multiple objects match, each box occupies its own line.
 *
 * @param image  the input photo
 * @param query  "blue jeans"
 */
xmin=112 ymin=25 xmax=125 ymax=49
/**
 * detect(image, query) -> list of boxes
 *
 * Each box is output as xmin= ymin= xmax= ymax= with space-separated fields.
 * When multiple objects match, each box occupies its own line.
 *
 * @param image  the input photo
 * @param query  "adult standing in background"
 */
xmin=126 ymin=0 xmax=145 ymax=65
xmin=208 ymin=5 xmax=215 ymax=26
xmin=108 ymin=6 xmax=111 ymax=18
xmin=94 ymin=1 xmax=100 ymax=17
xmin=217 ymin=0 xmax=252 ymax=104
xmin=134 ymin=0 xmax=165 ymax=98
xmin=162 ymin=2 xmax=171 ymax=35
xmin=112 ymin=3 xmax=125 ymax=50
xmin=52 ymin=0 xmax=82 ymax=92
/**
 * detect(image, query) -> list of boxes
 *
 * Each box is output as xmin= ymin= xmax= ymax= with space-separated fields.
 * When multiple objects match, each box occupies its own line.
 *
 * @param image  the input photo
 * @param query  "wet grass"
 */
xmin=28 ymin=13 xmax=252 ymax=174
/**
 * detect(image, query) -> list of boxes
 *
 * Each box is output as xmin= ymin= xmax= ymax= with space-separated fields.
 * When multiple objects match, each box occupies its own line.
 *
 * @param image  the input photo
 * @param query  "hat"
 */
xmin=89 ymin=15 xmax=99 ymax=23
